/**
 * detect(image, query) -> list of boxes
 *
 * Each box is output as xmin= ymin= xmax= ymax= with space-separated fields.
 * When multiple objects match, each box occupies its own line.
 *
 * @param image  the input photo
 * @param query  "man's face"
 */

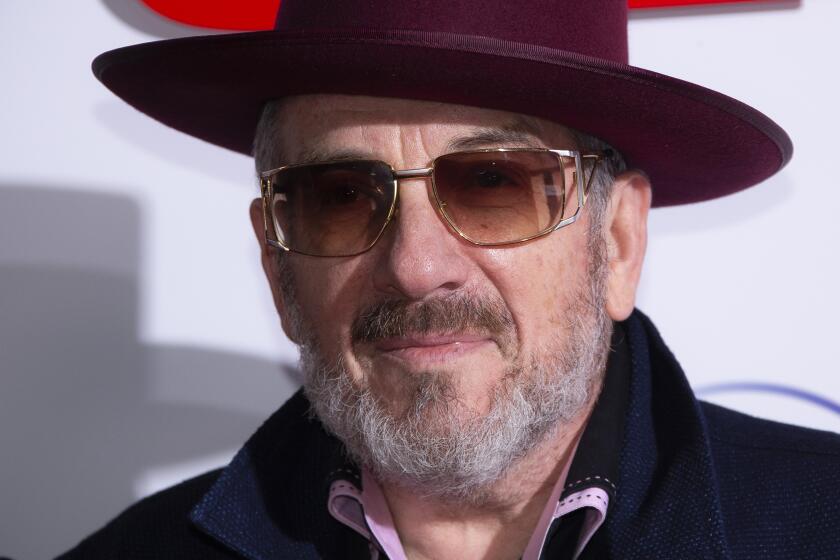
xmin=255 ymin=95 xmax=622 ymax=499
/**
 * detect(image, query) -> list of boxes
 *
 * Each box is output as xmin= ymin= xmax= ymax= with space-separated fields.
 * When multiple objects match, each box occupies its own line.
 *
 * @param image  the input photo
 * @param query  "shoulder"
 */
xmin=701 ymin=400 xmax=840 ymax=459
xmin=57 ymin=469 xmax=235 ymax=559
xmin=702 ymin=401 xmax=840 ymax=483
xmin=700 ymin=402 xmax=840 ymax=556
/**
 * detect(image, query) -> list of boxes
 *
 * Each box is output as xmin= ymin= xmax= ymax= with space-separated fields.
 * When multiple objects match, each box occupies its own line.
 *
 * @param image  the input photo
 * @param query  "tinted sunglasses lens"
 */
xmin=269 ymin=161 xmax=395 ymax=256
xmin=432 ymin=151 xmax=570 ymax=244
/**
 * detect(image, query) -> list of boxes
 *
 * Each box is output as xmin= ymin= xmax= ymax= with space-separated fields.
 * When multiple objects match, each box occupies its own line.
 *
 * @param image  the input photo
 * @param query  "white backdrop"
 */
xmin=1 ymin=1 xmax=838 ymax=558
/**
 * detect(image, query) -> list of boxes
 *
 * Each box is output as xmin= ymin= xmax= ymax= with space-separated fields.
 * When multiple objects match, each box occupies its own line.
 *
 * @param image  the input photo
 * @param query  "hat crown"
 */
xmin=275 ymin=0 xmax=629 ymax=63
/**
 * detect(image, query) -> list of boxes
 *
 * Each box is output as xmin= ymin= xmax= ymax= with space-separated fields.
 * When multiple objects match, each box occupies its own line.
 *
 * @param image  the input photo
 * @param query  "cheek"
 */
xmin=480 ymin=237 xmax=588 ymax=332
xmin=291 ymin=258 xmax=372 ymax=347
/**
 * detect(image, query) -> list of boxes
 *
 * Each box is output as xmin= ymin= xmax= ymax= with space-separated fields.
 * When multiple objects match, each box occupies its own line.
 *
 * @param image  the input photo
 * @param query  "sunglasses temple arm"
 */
xmin=580 ymin=153 xmax=604 ymax=203
xmin=260 ymin=177 xmax=291 ymax=251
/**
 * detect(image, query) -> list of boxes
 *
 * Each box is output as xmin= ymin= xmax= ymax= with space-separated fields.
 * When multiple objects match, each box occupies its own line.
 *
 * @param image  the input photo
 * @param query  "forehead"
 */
xmin=272 ymin=94 xmax=577 ymax=164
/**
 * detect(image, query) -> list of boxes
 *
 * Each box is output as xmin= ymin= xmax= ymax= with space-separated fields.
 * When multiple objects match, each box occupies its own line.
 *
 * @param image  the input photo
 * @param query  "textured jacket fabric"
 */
xmin=57 ymin=310 xmax=840 ymax=559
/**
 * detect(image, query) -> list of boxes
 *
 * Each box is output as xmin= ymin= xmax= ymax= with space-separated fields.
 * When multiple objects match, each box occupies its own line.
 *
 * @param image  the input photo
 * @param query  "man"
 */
xmin=61 ymin=0 xmax=840 ymax=558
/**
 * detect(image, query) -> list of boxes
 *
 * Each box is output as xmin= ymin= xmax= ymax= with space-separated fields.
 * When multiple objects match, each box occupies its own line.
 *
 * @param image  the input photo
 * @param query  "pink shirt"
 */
xmin=327 ymin=453 xmax=609 ymax=560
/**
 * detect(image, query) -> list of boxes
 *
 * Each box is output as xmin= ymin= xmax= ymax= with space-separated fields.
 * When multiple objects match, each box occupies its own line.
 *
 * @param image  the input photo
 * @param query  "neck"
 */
xmin=379 ymin=404 xmax=593 ymax=560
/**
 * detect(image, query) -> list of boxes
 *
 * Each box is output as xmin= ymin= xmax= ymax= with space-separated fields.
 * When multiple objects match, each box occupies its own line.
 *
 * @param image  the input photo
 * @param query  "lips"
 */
xmin=373 ymin=333 xmax=494 ymax=362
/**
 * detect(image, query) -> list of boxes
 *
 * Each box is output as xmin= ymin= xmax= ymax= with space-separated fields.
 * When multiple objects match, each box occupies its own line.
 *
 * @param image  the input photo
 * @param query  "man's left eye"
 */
xmin=473 ymin=167 xmax=516 ymax=188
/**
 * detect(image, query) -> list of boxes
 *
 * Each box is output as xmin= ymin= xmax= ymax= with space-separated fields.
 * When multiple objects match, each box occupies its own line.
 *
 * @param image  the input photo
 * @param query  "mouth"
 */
xmin=373 ymin=333 xmax=495 ymax=364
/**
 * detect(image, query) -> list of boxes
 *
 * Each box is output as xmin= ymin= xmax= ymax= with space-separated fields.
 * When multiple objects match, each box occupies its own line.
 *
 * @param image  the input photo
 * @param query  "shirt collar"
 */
xmin=536 ymin=322 xmax=631 ymax=559
xmin=564 ymin=321 xmax=629 ymax=500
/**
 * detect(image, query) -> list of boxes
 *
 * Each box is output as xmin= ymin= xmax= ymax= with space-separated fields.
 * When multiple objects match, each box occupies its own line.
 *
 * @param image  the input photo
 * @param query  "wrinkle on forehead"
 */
xmin=275 ymin=95 xmax=576 ymax=166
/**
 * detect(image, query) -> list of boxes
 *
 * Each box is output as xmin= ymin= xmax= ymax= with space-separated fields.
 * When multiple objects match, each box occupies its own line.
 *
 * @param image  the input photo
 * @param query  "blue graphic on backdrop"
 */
xmin=698 ymin=382 xmax=840 ymax=416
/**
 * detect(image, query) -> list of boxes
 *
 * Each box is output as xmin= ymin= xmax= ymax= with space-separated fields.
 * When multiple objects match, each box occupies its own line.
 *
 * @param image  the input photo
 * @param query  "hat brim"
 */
xmin=93 ymin=29 xmax=792 ymax=207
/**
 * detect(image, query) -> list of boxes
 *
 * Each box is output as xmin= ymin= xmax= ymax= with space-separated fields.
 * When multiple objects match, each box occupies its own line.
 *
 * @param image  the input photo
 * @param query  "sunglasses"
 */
xmin=259 ymin=148 xmax=604 ymax=257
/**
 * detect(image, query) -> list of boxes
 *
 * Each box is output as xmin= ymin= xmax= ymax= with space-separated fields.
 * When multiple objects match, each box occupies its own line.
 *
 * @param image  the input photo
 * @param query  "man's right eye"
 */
xmin=460 ymin=161 xmax=530 ymax=192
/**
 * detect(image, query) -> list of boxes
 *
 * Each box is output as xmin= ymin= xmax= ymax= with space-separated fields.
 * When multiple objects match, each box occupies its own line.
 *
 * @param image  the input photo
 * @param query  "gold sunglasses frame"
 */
xmin=259 ymin=148 xmax=603 ymax=257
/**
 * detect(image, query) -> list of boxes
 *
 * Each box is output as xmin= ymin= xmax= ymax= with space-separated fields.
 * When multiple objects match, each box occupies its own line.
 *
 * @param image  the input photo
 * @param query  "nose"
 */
xmin=371 ymin=176 xmax=471 ymax=300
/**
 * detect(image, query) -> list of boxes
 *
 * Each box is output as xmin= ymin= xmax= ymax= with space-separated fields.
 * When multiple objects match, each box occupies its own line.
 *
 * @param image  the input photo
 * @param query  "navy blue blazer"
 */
xmin=58 ymin=310 xmax=840 ymax=559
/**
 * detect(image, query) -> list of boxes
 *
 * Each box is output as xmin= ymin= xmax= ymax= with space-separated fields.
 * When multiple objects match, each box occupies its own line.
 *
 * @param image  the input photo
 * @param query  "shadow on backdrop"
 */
xmin=0 ymin=186 xmax=299 ymax=560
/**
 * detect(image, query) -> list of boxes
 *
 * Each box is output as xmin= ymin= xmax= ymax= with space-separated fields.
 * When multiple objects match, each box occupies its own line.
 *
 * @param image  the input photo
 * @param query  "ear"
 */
xmin=601 ymin=171 xmax=652 ymax=321
xmin=249 ymin=198 xmax=300 ymax=344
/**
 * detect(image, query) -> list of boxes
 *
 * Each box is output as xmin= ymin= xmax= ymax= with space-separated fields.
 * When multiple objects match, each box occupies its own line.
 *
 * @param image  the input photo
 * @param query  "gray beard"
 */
xmin=295 ymin=239 xmax=612 ymax=505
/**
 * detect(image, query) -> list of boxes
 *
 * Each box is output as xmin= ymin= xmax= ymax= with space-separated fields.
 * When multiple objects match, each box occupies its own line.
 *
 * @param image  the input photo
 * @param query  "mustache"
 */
xmin=351 ymin=293 xmax=515 ymax=346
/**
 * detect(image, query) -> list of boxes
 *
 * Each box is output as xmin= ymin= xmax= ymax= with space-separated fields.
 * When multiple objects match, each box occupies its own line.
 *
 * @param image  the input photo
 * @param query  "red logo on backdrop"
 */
xmin=140 ymin=0 xmax=772 ymax=31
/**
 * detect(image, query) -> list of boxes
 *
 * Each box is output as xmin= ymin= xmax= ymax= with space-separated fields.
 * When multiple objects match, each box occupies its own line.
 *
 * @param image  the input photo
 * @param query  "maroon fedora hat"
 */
xmin=93 ymin=0 xmax=792 ymax=207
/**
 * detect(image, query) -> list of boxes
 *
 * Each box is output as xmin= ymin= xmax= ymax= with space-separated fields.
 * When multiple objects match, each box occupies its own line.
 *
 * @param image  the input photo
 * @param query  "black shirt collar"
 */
xmin=562 ymin=322 xmax=630 ymax=503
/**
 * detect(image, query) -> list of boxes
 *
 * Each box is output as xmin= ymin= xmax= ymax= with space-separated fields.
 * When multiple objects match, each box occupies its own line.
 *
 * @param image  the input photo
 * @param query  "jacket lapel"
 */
xmin=597 ymin=310 xmax=731 ymax=559
xmin=189 ymin=392 xmax=370 ymax=560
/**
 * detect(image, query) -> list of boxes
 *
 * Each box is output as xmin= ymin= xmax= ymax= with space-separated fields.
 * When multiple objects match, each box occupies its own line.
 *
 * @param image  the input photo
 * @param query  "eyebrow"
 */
xmin=445 ymin=117 xmax=548 ymax=152
xmin=294 ymin=147 xmax=372 ymax=165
